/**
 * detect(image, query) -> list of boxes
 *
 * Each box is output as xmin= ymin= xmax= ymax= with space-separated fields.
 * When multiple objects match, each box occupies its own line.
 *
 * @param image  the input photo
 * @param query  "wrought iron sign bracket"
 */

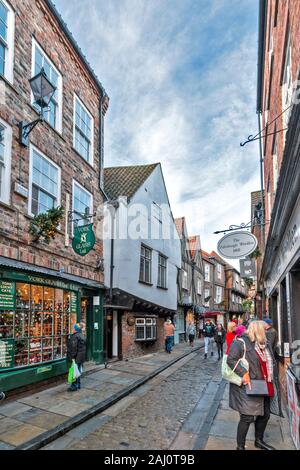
xmin=68 ymin=210 xmax=96 ymax=226
xmin=240 ymin=103 xmax=293 ymax=147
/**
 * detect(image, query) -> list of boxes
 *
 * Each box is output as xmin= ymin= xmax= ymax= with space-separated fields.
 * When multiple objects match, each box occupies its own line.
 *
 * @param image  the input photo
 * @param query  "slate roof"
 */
xmin=103 ymin=163 xmax=160 ymax=201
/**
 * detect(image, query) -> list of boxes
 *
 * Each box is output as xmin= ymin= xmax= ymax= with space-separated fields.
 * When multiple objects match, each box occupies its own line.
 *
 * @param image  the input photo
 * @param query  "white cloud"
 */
xmin=55 ymin=0 xmax=260 ymax=266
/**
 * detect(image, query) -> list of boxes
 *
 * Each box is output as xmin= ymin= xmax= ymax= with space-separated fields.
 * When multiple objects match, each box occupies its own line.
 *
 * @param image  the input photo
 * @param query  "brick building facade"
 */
xmin=257 ymin=0 xmax=300 ymax=447
xmin=0 ymin=0 xmax=109 ymax=393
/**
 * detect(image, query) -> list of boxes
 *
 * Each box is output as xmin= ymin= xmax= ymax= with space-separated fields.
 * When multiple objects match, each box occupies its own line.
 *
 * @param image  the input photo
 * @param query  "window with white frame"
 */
xmin=72 ymin=181 xmax=93 ymax=229
xmin=74 ymin=95 xmax=94 ymax=165
xmin=0 ymin=118 xmax=12 ymax=204
xmin=30 ymin=147 xmax=60 ymax=216
xmin=139 ymin=245 xmax=152 ymax=284
xmin=0 ymin=0 xmax=14 ymax=83
xmin=135 ymin=318 xmax=157 ymax=341
xmin=32 ymin=39 xmax=62 ymax=132
xmin=204 ymin=263 xmax=210 ymax=282
xmin=204 ymin=289 xmax=210 ymax=307
xmin=158 ymin=254 xmax=167 ymax=289
xmin=215 ymin=286 xmax=222 ymax=304
xmin=182 ymin=270 xmax=188 ymax=290
xmin=282 ymin=31 xmax=293 ymax=132
xmin=197 ymin=278 xmax=202 ymax=295
xmin=217 ymin=263 xmax=222 ymax=280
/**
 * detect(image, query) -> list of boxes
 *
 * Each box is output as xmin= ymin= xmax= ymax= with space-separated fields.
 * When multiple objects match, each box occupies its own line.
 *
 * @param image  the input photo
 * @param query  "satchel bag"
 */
xmin=245 ymin=379 xmax=269 ymax=396
xmin=222 ymin=339 xmax=249 ymax=386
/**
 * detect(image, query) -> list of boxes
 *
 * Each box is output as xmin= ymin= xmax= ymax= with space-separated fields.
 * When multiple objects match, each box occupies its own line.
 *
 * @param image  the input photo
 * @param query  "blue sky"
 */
xmin=55 ymin=0 xmax=261 ymax=257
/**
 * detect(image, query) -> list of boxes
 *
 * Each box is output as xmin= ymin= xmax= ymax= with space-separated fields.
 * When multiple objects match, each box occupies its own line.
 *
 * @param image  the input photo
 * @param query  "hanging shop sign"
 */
xmin=72 ymin=224 xmax=96 ymax=256
xmin=240 ymin=258 xmax=257 ymax=278
xmin=0 ymin=339 xmax=14 ymax=369
xmin=217 ymin=231 xmax=258 ymax=260
xmin=0 ymin=281 xmax=15 ymax=310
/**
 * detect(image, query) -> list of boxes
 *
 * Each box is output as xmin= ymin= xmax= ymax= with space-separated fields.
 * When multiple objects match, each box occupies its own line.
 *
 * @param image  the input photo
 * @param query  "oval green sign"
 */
xmin=72 ymin=224 xmax=96 ymax=256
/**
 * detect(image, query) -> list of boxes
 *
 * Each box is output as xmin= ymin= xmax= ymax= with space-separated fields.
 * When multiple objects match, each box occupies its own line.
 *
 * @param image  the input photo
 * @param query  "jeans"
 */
xmin=71 ymin=363 xmax=83 ymax=390
xmin=216 ymin=342 xmax=224 ymax=358
xmin=204 ymin=337 xmax=214 ymax=355
xmin=165 ymin=336 xmax=173 ymax=353
xmin=237 ymin=397 xmax=271 ymax=447
xmin=189 ymin=334 xmax=195 ymax=346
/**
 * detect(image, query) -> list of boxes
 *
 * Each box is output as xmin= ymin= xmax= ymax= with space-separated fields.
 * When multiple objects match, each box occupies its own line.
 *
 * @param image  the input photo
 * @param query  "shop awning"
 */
xmin=201 ymin=311 xmax=225 ymax=318
xmin=0 ymin=256 xmax=105 ymax=290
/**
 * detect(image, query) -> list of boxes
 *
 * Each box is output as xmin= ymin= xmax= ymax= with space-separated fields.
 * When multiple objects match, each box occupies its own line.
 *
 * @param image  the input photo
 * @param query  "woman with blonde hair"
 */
xmin=226 ymin=321 xmax=237 ymax=354
xmin=227 ymin=320 xmax=282 ymax=451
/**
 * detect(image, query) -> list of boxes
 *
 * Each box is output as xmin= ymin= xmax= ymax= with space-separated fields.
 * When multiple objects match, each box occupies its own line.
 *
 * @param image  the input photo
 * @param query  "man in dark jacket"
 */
xmin=203 ymin=320 xmax=216 ymax=359
xmin=263 ymin=318 xmax=278 ymax=354
xmin=67 ymin=323 xmax=86 ymax=392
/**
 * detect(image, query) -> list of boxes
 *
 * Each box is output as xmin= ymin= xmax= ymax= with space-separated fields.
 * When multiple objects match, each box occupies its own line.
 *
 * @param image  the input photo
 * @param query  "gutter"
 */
xmin=257 ymin=0 xmax=268 ymax=113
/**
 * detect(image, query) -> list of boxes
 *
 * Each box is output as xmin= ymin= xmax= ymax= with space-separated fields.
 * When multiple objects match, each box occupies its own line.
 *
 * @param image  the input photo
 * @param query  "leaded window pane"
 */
xmin=73 ymin=184 xmax=92 ymax=227
xmin=0 ymin=41 xmax=4 ymax=76
xmin=0 ymin=1 xmax=8 ymax=42
xmin=75 ymin=99 xmax=92 ymax=162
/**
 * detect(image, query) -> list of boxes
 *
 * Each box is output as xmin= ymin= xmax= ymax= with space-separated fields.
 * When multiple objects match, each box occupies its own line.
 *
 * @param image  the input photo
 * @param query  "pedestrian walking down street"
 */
xmin=227 ymin=321 xmax=282 ymax=451
xmin=263 ymin=317 xmax=279 ymax=354
xmin=226 ymin=321 xmax=237 ymax=354
xmin=203 ymin=320 xmax=216 ymax=359
xmin=187 ymin=321 xmax=196 ymax=347
xmin=214 ymin=323 xmax=226 ymax=360
xmin=67 ymin=323 xmax=86 ymax=392
xmin=164 ymin=319 xmax=175 ymax=354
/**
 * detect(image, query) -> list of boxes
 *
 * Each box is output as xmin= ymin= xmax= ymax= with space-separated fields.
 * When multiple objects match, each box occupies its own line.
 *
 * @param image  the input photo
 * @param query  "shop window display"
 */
xmin=0 ymin=282 xmax=78 ymax=369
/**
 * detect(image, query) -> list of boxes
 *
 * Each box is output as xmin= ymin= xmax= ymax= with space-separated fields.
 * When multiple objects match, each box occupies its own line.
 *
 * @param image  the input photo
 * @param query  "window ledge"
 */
xmin=72 ymin=147 xmax=96 ymax=172
xmin=0 ymin=200 xmax=16 ymax=212
xmin=0 ymin=75 xmax=20 ymax=96
xmin=157 ymin=285 xmax=168 ymax=291
xmin=139 ymin=280 xmax=153 ymax=287
xmin=135 ymin=339 xmax=157 ymax=343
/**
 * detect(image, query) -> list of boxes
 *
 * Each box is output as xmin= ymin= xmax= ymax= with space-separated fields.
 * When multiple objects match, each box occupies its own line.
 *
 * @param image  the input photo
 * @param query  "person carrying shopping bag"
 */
xmin=227 ymin=320 xmax=282 ymax=451
xmin=67 ymin=323 xmax=86 ymax=392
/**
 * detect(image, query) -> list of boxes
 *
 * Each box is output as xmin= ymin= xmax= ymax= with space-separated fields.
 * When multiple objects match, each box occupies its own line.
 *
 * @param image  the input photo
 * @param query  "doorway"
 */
xmin=107 ymin=310 xmax=119 ymax=359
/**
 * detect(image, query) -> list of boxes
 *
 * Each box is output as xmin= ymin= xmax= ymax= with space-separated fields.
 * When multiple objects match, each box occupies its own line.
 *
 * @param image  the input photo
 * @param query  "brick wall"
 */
xmin=121 ymin=313 xmax=165 ymax=360
xmin=261 ymin=0 xmax=300 ymax=239
xmin=0 ymin=0 xmax=108 ymax=283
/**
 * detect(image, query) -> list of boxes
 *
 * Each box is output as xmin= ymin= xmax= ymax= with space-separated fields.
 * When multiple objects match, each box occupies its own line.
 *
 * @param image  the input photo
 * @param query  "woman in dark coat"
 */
xmin=227 ymin=320 xmax=282 ymax=451
xmin=214 ymin=323 xmax=226 ymax=360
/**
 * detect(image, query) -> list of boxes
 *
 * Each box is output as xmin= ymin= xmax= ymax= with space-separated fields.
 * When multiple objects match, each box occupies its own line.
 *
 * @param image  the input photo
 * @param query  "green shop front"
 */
xmin=0 ymin=258 xmax=105 ymax=393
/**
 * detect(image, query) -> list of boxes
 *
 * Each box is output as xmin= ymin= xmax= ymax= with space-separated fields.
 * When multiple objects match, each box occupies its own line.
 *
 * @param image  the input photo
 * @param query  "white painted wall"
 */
xmin=104 ymin=165 xmax=181 ymax=311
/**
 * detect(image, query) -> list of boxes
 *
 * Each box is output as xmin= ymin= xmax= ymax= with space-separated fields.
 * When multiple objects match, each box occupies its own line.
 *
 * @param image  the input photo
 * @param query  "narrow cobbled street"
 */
xmin=41 ymin=350 xmax=293 ymax=451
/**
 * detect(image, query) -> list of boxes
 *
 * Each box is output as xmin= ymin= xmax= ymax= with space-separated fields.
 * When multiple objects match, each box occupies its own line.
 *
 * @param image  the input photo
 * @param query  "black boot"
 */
xmin=255 ymin=439 xmax=276 ymax=451
xmin=211 ymin=352 xmax=214 ymax=357
xmin=204 ymin=353 xmax=207 ymax=359
xmin=236 ymin=445 xmax=245 ymax=450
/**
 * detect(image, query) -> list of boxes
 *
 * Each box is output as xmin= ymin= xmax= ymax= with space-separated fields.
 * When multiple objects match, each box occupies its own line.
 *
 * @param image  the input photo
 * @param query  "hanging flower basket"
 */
xmin=29 ymin=206 xmax=64 ymax=244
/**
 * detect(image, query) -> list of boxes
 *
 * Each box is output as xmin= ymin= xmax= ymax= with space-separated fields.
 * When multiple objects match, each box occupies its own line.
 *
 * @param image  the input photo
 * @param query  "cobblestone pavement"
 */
xmin=42 ymin=347 xmax=295 ymax=451
xmin=43 ymin=349 xmax=222 ymax=450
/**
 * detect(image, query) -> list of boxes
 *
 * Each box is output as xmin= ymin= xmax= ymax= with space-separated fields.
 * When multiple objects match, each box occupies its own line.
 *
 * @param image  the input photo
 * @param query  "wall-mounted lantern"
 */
xmin=19 ymin=68 xmax=56 ymax=147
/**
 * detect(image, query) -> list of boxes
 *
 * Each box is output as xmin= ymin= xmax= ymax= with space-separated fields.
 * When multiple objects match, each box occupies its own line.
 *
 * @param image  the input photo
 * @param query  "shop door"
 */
xmin=81 ymin=297 xmax=93 ymax=362
xmin=107 ymin=313 xmax=113 ymax=359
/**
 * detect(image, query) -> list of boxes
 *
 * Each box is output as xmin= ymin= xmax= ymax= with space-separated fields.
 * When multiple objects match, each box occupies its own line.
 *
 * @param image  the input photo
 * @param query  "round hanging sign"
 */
xmin=217 ymin=231 xmax=258 ymax=260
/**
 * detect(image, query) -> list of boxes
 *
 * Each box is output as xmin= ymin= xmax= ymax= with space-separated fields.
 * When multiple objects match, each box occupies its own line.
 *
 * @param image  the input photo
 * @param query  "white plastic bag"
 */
xmin=73 ymin=360 xmax=81 ymax=379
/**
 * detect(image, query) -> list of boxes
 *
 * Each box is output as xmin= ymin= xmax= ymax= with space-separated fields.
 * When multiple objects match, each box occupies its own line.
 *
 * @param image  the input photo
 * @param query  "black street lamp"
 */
xmin=19 ymin=68 xmax=57 ymax=147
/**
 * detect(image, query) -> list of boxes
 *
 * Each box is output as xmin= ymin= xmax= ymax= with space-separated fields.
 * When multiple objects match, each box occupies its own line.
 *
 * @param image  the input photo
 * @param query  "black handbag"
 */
xmin=245 ymin=380 xmax=269 ymax=396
